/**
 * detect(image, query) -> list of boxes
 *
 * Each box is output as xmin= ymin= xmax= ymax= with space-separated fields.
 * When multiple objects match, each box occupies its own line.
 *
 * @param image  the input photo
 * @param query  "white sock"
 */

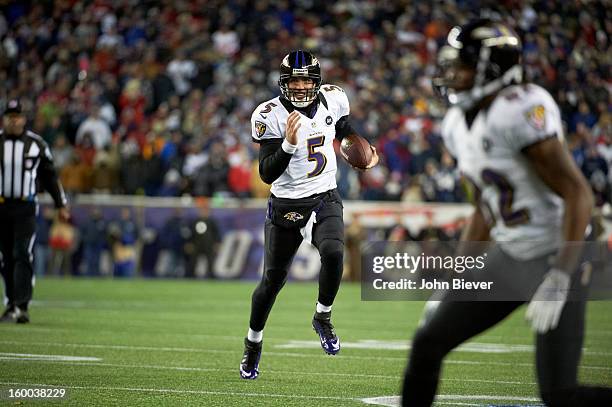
xmin=247 ymin=328 xmax=263 ymax=343
xmin=316 ymin=302 xmax=332 ymax=313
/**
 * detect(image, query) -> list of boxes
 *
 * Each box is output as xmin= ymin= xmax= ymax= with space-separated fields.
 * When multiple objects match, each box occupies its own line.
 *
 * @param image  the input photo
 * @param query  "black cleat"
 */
xmin=0 ymin=306 xmax=16 ymax=323
xmin=240 ymin=338 xmax=262 ymax=379
xmin=312 ymin=311 xmax=340 ymax=355
xmin=15 ymin=308 xmax=29 ymax=324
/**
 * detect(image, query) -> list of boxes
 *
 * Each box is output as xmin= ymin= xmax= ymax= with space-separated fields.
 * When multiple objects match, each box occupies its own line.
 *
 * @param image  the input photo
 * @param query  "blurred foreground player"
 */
xmin=402 ymin=20 xmax=612 ymax=406
xmin=0 ymin=100 xmax=69 ymax=323
xmin=240 ymin=50 xmax=378 ymax=379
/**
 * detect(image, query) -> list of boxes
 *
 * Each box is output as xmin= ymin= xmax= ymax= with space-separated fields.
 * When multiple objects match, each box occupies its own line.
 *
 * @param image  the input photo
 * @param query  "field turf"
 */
xmin=0 ymin=278 xmax=610 ymax=406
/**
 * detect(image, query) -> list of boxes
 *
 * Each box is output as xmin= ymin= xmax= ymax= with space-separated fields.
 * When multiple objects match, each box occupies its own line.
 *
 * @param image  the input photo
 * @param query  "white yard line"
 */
xmin=0 ymin=359 xmax=537 ymax=385
xmin=0 ymin=380 xmax=544 ymax=405
xmin=276 ymin=340 xmax=536 ymax=353
xmin=275 ymin=339 xmax=612 ymax=357
xmin=5 ymin=333 xmax=610 ymax=356
xmin=436 ymin=394 xmax=541 ymax=406
xmin=0 ymin=381 xmax=357 ymax=402
xmin=0 ymin=353 xmax=100 ymax=362
xmin=0 ymin=340 xmax=610 ymax=371
xmin=362 ymin=394 xmax=541 ymax=407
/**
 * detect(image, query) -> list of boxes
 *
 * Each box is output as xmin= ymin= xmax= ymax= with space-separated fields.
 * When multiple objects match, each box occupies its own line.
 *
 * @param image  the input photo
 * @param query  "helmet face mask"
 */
xmin=279 ymin=50 xmax=322 ymax=108
xmin=433 ymin=46 xmax=475 ymax=99
xmin=434 ymin=19 xmax=523 ymax=110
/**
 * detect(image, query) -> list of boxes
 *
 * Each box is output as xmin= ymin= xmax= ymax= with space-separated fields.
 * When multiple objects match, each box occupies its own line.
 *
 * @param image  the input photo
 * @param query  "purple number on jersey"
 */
xmin=307 ymin=136 xmax=327 ymax=177
xmin=481 ymin=168 xmax=531 ymax=226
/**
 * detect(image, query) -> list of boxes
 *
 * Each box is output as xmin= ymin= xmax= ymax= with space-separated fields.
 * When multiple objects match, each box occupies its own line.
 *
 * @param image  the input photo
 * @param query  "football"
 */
xmin=340 ymin=134 xmax=372 ymax=169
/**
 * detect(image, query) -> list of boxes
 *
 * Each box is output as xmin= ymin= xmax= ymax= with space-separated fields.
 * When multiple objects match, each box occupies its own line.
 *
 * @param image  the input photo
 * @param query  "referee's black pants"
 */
xmin=0 ymin=201 xmax=37 ymax=311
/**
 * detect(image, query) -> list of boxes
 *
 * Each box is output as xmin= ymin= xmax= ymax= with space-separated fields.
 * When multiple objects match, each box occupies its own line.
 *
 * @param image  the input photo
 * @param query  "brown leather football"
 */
xmin=340 ymin=134 xmax=372 ymax=169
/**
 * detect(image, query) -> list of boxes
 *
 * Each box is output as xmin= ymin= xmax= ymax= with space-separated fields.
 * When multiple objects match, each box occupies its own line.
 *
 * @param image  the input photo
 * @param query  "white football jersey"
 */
xmin=251 ymin=84 xmax=350 ymax=198
xmin=442 ymin=84 xmax=565 ymax=260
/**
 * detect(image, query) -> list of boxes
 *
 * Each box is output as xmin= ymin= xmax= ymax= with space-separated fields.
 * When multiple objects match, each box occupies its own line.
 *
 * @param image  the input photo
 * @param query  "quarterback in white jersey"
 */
xmin=251 ymin=81 xmax=350 ymax=198
xmin=403 ymin=20 xmax=612 ymax=407
xmin=240 ymin=50 xmax=378 ymax=380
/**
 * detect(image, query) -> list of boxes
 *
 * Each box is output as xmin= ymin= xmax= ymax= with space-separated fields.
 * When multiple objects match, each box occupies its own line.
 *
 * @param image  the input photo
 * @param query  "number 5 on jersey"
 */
xmin=307 ymin=136 xmax=327 ymax=177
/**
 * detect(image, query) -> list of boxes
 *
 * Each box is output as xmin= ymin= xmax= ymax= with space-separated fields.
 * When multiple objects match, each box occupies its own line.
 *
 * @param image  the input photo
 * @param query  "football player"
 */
xmin=402 ymin=20 xmax=612 ymax=406
xmin=240 ymin=50 xmax=378 ymax=379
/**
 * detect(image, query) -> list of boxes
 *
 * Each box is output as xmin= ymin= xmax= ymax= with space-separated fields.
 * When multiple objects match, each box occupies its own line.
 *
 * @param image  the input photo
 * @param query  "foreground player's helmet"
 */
xmin=279 ymin=50 xmax=322 ymax=108
xmin=433 ymin=19 xmax=522 ymax=110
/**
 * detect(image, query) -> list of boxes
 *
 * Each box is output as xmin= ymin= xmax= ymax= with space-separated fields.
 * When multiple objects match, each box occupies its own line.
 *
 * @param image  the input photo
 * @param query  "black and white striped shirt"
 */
xmin=0 ymin=129 xmax=67 ymax=207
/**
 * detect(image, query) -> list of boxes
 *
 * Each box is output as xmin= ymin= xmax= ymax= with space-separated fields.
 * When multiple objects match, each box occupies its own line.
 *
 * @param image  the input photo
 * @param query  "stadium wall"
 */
xmin=39 ymin=195 xmax=611 ymax=280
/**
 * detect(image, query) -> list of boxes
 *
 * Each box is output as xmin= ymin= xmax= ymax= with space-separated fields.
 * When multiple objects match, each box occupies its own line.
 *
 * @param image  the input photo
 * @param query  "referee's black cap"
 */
xmin=4 ymin=99 xmax=22 ymax=115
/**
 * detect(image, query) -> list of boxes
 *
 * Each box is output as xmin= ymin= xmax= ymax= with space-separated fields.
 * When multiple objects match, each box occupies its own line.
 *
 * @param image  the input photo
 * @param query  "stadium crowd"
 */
xmin=0 ymin=0 xmax=610 ymax=204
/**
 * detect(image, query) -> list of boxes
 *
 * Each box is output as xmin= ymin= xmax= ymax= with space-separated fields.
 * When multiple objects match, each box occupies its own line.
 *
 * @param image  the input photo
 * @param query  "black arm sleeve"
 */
xmin=38 ymin=143 xmax=67 ymax=208
xmin=335 ymin=115 xmax=358 ymax=141
xmin=258 ymin=139 xmax=293 ymax=184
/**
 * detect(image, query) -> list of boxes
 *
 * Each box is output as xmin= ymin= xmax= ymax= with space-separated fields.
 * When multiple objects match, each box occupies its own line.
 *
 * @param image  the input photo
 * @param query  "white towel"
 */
xmin=299 ymin=211 xmax=318 ymax=245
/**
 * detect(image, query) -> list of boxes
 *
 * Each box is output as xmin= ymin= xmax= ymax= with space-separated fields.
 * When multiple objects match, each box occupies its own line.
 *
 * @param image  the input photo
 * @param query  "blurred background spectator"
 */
xmin=80 ymin=207 xmax=108 ymax=276
xmin=34 ymin=207 xmax=55 ymax=277
xmin=156 ymin=207 xmax=190 ymax=277
xmin=108 ymin=208 xmax=139 ymax=277
xmin=184 ymin=200 xmax=221 ymax=278
xmin=48 ymin=215 xmax=77 ymax=276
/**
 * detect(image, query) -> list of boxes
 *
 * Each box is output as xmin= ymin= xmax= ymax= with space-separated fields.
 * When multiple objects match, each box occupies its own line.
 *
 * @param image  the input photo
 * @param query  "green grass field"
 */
xmin=0 ymin=278 xmax=610 ymax=406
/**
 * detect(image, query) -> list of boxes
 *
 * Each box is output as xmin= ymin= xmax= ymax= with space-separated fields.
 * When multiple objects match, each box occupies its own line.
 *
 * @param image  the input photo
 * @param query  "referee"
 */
xmin=0 ymin=99 xmax=69 ymax=323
